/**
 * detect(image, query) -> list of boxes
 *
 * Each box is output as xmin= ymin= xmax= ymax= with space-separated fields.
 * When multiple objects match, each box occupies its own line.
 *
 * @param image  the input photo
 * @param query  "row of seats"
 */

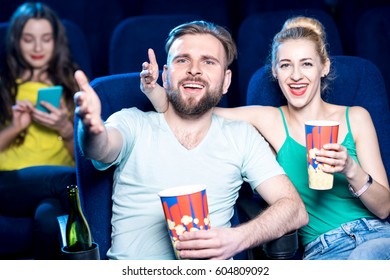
xmin=108 ymin=8 xmax=390 ymax=108
xmin=107 ymin=9 xmax=344 ymax=107
xmin=2 ymin=0 xmax=387 ymax=73
xmin=1 ymin=6 xmax=389 ymax=260
xmin=1 ymin=7 xmax=389 ymax=107
xmin=104 ymin=7 xmax=390 ymax=107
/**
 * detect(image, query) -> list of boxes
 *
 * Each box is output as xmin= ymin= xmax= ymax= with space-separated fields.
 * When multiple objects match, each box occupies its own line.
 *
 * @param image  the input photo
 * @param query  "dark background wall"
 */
xmin=1 ymin=0 xmax=389 ymax=105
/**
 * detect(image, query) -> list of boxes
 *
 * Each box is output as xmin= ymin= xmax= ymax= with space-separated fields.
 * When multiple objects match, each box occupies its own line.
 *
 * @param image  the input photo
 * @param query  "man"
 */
xmin=74 ymin=20 xmax=308 ymax=260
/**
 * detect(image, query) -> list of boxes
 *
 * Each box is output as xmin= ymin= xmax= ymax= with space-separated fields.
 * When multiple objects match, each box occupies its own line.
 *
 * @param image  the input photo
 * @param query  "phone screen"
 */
xmin=36 ymin=85 xmax=63 ymax=113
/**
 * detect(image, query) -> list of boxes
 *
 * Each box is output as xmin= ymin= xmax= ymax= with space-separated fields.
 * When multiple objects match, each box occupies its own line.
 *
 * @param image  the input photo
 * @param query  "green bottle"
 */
xmin=65 ymin=185 xmax=93 ymax=252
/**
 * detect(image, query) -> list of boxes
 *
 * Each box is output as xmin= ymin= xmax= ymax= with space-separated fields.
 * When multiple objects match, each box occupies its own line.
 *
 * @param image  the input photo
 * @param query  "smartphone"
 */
xmin=36 ymin=85 xmax=63 ymax=113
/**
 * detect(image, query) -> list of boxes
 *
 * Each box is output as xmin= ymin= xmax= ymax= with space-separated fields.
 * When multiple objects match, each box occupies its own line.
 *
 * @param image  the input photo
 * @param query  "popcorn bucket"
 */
xmin=305 ymin=120 xmax=339 ymax=190
xmin=158 ymin=184 xmax=211 ymax=259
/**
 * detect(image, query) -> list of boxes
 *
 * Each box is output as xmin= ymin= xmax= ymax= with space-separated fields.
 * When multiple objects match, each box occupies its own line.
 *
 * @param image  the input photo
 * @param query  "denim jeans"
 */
xmin=0 ymin=166 xmax=76 ymax=259
xmin=303 ymin=218 xmax=390 ymax=260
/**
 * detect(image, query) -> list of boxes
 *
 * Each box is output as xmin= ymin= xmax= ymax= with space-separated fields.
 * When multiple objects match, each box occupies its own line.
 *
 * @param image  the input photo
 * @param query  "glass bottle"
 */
xmin=65 ymin=185 xmax=93 ymax=252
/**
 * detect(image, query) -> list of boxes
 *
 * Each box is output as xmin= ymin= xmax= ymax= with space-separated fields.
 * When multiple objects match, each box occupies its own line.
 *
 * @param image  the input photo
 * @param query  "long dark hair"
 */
xmin=0 ymin=2 xmax=79 ymax=129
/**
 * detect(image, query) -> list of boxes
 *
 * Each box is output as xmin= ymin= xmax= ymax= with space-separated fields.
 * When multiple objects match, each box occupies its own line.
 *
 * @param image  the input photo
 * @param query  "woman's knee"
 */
xmin=34 ymin=198 xmax=66 ymax=235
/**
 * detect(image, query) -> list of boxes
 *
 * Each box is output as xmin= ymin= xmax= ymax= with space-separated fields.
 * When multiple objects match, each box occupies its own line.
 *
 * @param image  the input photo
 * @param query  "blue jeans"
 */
xmin=0 ymin=166 xmax=76 ymax=259
xmin=303 ymin=218 xmax=390 ymax=260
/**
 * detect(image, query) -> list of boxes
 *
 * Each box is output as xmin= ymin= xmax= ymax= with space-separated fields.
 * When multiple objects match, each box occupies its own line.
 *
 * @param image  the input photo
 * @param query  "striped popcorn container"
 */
xmin=305 ymin=120 xmax=339 ymax=190
xmin=158 ymin=184 xmax=211 ymax=259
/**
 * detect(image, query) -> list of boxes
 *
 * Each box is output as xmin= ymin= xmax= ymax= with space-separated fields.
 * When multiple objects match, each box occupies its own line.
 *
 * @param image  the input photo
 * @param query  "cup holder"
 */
xmin=263 ymin=230 xmax=298 ymax=259
xmin=61 ymin=242 xmax=100 ymax=260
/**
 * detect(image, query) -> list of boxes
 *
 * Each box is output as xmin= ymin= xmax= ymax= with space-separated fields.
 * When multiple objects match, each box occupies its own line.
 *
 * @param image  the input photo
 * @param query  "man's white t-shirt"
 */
xmin=93 ymin=108 xmax=284 ymax=259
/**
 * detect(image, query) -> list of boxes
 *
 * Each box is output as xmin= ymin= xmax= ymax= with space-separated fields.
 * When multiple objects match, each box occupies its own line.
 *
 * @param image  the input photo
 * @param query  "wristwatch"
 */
xmin=349 ymin=174 xmax=373 ymax=198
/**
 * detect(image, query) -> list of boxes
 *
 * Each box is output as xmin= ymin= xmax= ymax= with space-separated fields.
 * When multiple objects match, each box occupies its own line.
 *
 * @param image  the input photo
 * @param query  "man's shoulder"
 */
xmin=212 ymin=114 xmax=264 ymax=147
xmin=213 ymin=114 xmax=254 ymax=131
xmin=110 ymin=107 xmax=158 ymax=120
xmin=105 ymin=108 xmax=161 ymax=132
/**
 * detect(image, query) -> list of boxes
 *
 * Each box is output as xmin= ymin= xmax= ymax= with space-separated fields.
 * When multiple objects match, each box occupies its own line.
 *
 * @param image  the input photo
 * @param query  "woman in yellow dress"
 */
xmin=0 ymin=2 xmax=80 ymax=259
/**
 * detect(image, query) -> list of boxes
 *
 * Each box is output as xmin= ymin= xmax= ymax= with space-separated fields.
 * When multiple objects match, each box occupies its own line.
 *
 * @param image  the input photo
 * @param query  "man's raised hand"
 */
xmin=74 ymin=70 xmax=104 ymax=134
xmin=140 ymin=48 xmax=159 ymax=95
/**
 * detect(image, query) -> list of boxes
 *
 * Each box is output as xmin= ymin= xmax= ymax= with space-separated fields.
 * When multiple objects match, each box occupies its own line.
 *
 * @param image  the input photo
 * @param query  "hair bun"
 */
xmin=282 ymin=16 xmax=325 ymax=38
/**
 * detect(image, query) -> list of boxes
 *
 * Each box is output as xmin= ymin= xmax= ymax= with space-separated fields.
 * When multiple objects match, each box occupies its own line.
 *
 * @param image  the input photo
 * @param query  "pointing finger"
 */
xmin=148 ymin=48 xmax=158 ymax=66
xmin=74 ymin=70 xmax=93 ymax=93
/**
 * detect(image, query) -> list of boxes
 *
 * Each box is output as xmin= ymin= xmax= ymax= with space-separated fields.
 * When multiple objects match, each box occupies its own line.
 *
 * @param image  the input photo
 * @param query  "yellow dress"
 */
xmin=0 ymin=81 xmax=74 ymax=171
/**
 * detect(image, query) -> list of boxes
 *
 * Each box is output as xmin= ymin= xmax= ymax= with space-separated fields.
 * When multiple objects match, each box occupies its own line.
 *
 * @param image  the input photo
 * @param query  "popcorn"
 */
xmin=174 ymin=224 xmax=186 ymax=236
xmin=309 ymin=148 xmax=318 ymax=159
xmin=167 ymin=219 xmax=175 ymax=230
xmin=308 ymin=163 xmax=334 ymax=190
xmin=181 ymin=215 xmax=193 ymax=225
xmin=204 ymin=216 xmax=210 ymax=226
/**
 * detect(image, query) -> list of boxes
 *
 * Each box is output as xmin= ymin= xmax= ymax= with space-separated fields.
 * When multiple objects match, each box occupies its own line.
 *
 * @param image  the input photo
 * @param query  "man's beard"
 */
xmin=166 ymin=79 xmax=224 ymax=120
